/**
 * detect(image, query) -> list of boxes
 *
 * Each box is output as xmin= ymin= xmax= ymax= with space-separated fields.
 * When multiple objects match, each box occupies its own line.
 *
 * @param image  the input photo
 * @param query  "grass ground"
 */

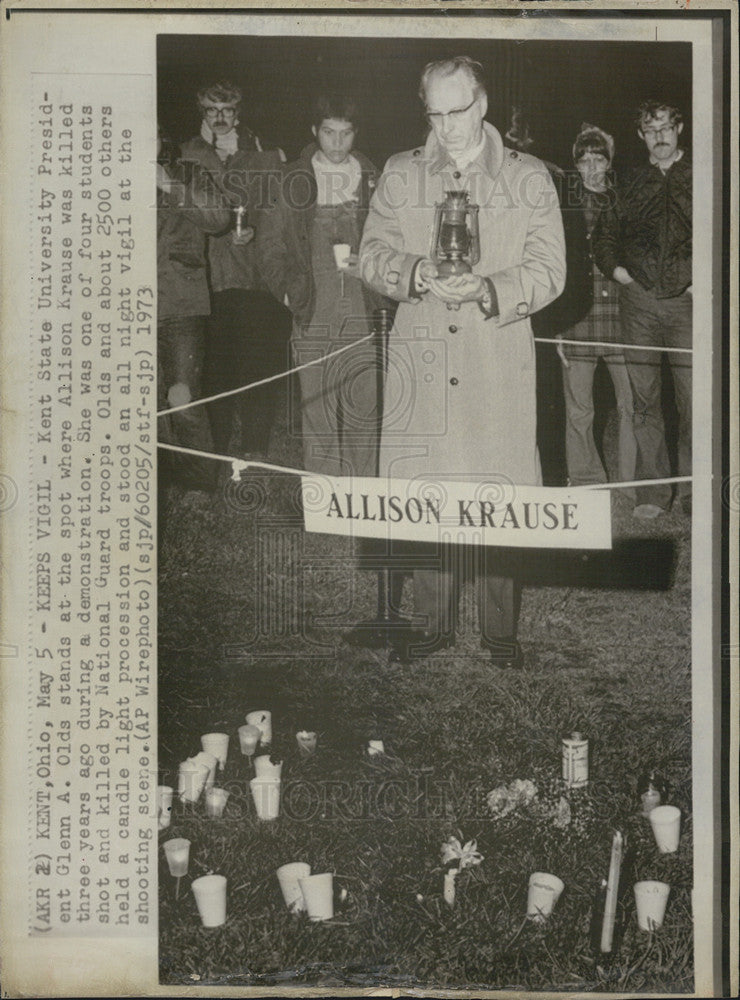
xmin=158 ymin=386 xmax=692 ymax=993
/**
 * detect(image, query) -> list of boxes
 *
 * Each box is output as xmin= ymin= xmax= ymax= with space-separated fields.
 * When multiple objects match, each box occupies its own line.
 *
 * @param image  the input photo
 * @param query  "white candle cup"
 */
xmin=192 ymin=874 xmax=227 ymax=928
xmin=178 ymin=759 xmax=210 ymax=803
xmin=299 ymin=872 xmax=334 ymax=921
xmin=634 ymin=880 xmax=670 ymax=931
xmin=205 ymin=787 xmax=230 ymax=818
xmin=163 ymin=837 xmax=190 ymax=877
xmin=296 ymin=731 xmax=317 ymax=755
xmin=238 ymin=724 xmax=261 ymax=757
xmin=527 ymin=872 xmax=565 ymax=923
xmin=157 ymin=785 xmax=174 ymax=830
xmin=276 ymin=862 xmax=311 ymax=912
xmin=649 ymin=805 xmax=681 ymax=853
xmin=250 ymin=777 xmax=281 ymax=821
xmin=201 ymin=733 xmax=229 ymax=770
xmin=332 ymin=242 xmax=351 ymax=270
xmin=367 ymin=740 xmax=385 ymax=756
xmin=192 ymin=751 xmax=219 ymax=791
xmin=245 ymin=710 xmax=272 ymax=746
xmin=254 ymin=755 xmax=283 ymax=780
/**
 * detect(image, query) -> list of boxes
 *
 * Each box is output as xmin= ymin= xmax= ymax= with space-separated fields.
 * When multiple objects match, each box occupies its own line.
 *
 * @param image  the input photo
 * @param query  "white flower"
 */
xmin=440 ymin=836 xmax=484 ymax=871
xmin=486 ymin=785 xmax=516 ymax=818
xmin=510 ymin=778 xmax=537 ymax=807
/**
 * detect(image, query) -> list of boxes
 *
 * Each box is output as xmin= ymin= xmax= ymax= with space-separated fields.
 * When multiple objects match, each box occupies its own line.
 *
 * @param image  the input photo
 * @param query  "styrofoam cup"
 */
xmin=299 ymin=872 xmax=334 ymax=921
xmin=246 ymin=710 xmax=272 ymax=746
xmin=163 ymin=837 xmax=190 ymax=877
xmin=178 ymin=759 xmax=210 ymax=803
xmin=634 ymin=880 xmax=670 ymax=930
xmin=205 ymin=787 xmax=230 ymax=818
xmin=277 ymin=862 xmax=311 ymax=912
xmin=649 ymin=805 xmax=681 ymax=853
xmin=332 ymin=242 xmax=351 ymax=269
xmin=296 ymin=731 xmax=317 ymax=755
xmin=238 ymin=724 xmax=261 ymax=756
xmin=192 ymin=874 xmax=227 ymax=928
xmin=527 ymin=871 xmax=565 ymax=922
xmin=192 ymin=751 xmax=218 ymax=791
xmin=157 ymin=785 xmax=174 ymax=830
xmin=250 ymin=777 xmax=281 ymax=820
xmin=201 ymin=733 xmax=229 ymax=770
xmin=254 ymin=755 xmax=283 ymax=780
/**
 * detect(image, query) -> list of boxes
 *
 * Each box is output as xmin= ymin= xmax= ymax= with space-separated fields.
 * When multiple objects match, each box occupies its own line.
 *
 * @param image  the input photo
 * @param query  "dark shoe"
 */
xmin=482 ymin=637 xmax=524 ymax=669
xmin=388 ymin=628 xmax=454 ymax=664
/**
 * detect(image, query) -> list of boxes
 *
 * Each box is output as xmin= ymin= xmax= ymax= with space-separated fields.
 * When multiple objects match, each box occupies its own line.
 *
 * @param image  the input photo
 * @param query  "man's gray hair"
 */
xmin=419 ymin=56 xmax=487 ymax=104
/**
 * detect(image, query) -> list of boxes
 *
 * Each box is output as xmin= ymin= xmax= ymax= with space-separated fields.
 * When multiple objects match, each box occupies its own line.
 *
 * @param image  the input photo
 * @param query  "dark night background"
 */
xmin=158 ymin=34 xmax=692 ymax=171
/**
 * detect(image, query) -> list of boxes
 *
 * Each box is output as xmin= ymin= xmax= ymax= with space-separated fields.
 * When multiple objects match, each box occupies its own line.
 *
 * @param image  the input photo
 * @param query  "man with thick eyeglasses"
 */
xmin=593 ymin=101 xmax=692 ymax=518
xmin=181 ymin=81 xmax=291 ymax=465
xmin=360 ymin=56 xmax=566 ymax=666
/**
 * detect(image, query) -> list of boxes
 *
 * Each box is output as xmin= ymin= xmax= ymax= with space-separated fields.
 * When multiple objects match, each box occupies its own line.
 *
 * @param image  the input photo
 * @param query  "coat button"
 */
xmin=516 ymin=302 xmax=528 ymax=317
xmin=448 ymin=324 xmax=458 ymax=333
xmin=453 ymin=170 xmax=461 ymax=179
xmin=449 ymin=377 xmax=459 ymax=386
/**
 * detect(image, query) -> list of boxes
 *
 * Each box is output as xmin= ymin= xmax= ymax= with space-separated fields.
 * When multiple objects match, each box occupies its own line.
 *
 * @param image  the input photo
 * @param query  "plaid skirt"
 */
xmin=563 ymin=265 xmax=624 ymax=360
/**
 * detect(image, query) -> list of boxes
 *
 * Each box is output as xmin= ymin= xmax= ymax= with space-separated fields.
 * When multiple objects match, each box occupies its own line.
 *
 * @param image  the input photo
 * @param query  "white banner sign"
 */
xmin=302 ymin=476 xmax=612 ymax=549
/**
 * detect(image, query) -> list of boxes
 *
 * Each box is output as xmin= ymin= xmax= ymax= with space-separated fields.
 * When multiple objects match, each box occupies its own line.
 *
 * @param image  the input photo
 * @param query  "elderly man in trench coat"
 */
xmin=359 ymin=56 xmax=566 ymax=665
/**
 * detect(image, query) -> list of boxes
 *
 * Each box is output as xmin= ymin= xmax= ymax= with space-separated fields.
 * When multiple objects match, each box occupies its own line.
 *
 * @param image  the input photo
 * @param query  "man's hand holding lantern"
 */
xmin=426 ymin=272 xmax=488 ymax=305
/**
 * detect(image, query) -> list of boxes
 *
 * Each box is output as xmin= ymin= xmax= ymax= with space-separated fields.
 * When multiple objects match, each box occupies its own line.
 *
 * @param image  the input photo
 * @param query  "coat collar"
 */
xmin=426 ymin=120 xmax=505 ymax=179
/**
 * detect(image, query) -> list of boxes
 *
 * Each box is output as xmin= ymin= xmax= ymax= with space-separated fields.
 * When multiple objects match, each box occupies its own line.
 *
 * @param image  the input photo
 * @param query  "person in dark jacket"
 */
xmin=181 ymin=81 xmax=292 ymax=462
xmin=258 ymin=94 xmax=386 ymax=478
xmin=157 ymin=130 xmax=230 ymax=491
xmin=557 ymin=124 xmax=637 ymax=496
xmin=593 ymin=101 xmax=692 ymax=517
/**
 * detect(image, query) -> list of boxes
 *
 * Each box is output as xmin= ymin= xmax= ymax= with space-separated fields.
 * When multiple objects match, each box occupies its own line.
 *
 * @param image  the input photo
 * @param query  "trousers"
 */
xmin=561 ymin=354 xmax=637 ymax=497
xmin=157 ymin=315 xmax=215 ymax=490
xmin=413 ymin=545 xmax=517 ymax=642
xmin=204 ymin=288 xmax=292 ymax=457
xmin=619 ymin=282 xmax=692 ymax=508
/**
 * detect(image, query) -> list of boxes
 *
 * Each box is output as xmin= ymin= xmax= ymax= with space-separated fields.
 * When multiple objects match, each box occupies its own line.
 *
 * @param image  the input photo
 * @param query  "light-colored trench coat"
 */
xmin=359 ymin=121 xmax=565 ymax=488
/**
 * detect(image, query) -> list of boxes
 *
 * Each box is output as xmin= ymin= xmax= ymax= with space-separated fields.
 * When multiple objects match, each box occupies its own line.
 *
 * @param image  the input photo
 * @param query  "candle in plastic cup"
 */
xmin=367 ymin=740 xmax=385 ymax=756
xmin=163 ymin=838 xmax=190 ymax=877
xmin=238 ymin=724 xmax=261 ymax=756
xmin=250 ymin=777 xmax=281 ymax=821
xmin=332 ymin=243 xmax=351 ymax=270
xmin=277 ymin=862 xmax=311 ymax=912
xmin=296 ymin=731 xmax=317 ymax=755
xmin=254 ymin=755 xmax=283 ymax=780
xmin=192 ymin=874 xmax=227 ymax=928
xmin=245 ymin=710 xmax=272 ymax=746
xmin=157 ymin=785 xmax=174 ymax=830
xmin=192 ymin=751 xmax=218 ymax=791
xmin=299 ymin=872 xmax=334 ymax=921
xmin=634 ymin=880 xmax=670 ymax=930
xmin=178 ymin=759 xmax=210 ymax=803
xmin=649 ymin=805 xmax=681 ymax=853
xmin=205 ymin=787 xmax=230 ymax=818
xmin=201 ymin=733 xmax=229 ymax=770
xmin=527 ymin=871 xmax=565 ymax=922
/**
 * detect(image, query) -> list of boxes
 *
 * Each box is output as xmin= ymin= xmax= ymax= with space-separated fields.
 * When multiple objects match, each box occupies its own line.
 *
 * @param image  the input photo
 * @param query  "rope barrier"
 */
xmin=157 ymin=440 xmax=691 ymax=493
xmin=158 ymin=328 xmax=691 ymax=420
xmin=157 ymin=328 xmax=375 ymax=419
xmin=535 ymin=336 xmax=692 ymax=355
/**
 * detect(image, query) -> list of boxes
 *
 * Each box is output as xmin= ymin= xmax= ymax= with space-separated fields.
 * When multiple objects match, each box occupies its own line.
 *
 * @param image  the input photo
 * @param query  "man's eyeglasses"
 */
xmin=202 ymin=105 xmax=238 ymax=120
xmin=641 ymin=124 xmax=677 ymax=138
xmin=425 ymin=97 xmax=477 ymax=126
